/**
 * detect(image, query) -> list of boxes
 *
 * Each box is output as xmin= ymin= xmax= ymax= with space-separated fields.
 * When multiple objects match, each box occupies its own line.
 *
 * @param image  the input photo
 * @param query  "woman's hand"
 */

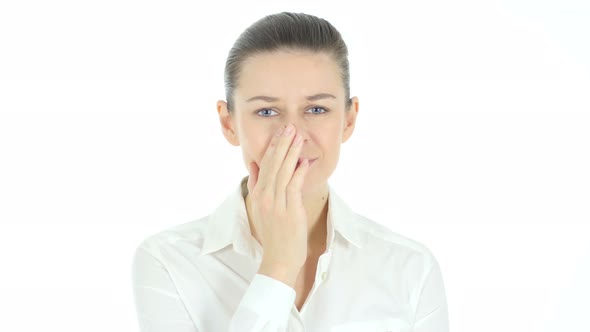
xmin=246 ymin=123 xmax=310 ymax=287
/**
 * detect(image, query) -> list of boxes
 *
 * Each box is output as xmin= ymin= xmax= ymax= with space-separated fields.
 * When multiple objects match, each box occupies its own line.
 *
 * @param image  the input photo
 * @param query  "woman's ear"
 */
xmin=217 ymin=100 xmax=240 ymax=146
xmin=342 ymin=96 xmax=359 ymax=143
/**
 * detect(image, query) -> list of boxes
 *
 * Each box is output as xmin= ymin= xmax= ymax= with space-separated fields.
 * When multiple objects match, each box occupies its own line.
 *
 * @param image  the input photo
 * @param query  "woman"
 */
xmin=132 ymin=12 xmax=449 ymax=332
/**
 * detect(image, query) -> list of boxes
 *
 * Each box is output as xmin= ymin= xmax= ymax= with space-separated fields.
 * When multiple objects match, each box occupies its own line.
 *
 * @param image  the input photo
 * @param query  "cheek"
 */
xmin=243 ymin=129 xmax=275 ymax=162
xmin=317 ymin=123 xmax=342 ymax=145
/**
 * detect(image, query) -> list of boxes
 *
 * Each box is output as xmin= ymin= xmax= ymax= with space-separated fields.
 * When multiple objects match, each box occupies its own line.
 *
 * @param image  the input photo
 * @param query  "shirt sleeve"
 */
xmin=229 ymin=273 xmax=297 ymax=331
xmin=412 ymin=252 xmax=450 ymax=332
xmin=133 ymin=243 xmax=296 ymax=332
xmin=132 ymin=245 xmax=198 ymax=332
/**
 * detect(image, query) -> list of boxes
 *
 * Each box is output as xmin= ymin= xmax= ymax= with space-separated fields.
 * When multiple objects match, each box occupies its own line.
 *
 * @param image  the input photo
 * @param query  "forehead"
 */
xmin=235 ymin=50 xmax=343 ymax=101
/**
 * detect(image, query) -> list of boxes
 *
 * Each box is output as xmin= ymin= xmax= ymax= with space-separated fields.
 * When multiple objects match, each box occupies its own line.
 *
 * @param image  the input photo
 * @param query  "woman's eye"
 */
xmin=256 ymin=109 xmax=278 ymax=117
xmin=306 ymin=106 xmax=328 ymax=114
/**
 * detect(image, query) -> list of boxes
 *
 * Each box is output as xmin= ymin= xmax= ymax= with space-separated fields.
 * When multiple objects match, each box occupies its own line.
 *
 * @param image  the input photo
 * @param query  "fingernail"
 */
xmin=276 ymin=125 xmax=285 ymax=136
xmin=284 ymin=124 xmax=294 ymax=135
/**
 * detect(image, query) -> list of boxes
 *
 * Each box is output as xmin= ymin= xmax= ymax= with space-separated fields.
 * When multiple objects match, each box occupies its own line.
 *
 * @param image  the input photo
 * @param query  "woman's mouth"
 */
xmin=297 ymin=157 xmax=318 ymax=168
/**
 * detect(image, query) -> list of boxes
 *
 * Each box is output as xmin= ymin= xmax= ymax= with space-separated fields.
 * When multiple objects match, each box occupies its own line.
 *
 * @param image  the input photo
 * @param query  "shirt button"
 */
xmin=321 ymin=271 xmax=327 ymax=280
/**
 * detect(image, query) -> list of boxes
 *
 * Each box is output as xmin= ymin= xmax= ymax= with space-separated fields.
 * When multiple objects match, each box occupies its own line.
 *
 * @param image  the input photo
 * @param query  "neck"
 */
xmin=244 ymin=181 xmax=329 ymax=254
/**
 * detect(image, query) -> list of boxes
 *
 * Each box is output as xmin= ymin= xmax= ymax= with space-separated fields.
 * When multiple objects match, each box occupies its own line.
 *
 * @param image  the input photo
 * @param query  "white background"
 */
xmin=1 ymin=0 xmax=589 ymax=331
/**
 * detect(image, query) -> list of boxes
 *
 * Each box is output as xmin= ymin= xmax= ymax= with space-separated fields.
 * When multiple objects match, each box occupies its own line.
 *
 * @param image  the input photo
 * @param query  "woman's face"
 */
xmin=218 ymin=49 xmax=359 ymax=193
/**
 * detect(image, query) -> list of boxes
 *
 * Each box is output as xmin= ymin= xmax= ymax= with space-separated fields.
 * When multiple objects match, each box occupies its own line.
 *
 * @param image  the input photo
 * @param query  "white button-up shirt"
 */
xmin=132 ymin=176 xmax=449 ymax=332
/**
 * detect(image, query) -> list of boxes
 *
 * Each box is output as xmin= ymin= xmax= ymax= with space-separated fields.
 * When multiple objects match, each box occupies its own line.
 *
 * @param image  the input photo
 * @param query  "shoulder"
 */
xmin=329 ymin=186 xmax=436 ymax=263
xmin=356 ymin=213 xmax=431 ymax=252
xmin=350 ymin=212 xmax=440 ymax=272
xmin=133 ymin=215 xmax=210 ymax=262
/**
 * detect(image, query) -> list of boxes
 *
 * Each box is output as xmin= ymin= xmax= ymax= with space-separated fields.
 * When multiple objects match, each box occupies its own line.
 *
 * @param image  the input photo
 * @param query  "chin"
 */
xmin=301 ymin=172 xmax=328 ymax=195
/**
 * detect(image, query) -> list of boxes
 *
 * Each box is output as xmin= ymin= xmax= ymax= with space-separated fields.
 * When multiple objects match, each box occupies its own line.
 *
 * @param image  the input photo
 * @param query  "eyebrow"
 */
xmin=246 ymin=93 xmax=337 ymax=103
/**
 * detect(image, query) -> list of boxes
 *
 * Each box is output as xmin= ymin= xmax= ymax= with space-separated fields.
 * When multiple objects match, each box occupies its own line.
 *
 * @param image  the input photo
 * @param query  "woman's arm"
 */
xmin=132 ymin=245 xmax=199 ymax=332
xmin=412 ymin=253 xmax=450 ymax=332
xmin=132 ymin=244 xmax=295 ymax=331
xmin=228 ymin=272 xmax=296 ymax=331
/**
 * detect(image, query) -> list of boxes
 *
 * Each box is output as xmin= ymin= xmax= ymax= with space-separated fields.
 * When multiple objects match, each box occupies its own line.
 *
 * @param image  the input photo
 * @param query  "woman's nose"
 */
xmin=282 ymin=123 xmax=308 ymax=141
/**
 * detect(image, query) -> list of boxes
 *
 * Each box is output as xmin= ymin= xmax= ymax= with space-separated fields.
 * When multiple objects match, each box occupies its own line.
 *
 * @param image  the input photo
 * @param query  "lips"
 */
xmin=297 ymin=157 xmax=318 ymax=167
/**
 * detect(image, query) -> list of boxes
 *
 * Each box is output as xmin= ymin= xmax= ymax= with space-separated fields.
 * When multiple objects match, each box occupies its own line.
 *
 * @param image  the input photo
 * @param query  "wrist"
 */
xmin=258 ymin=261 xmax=299 ymax=288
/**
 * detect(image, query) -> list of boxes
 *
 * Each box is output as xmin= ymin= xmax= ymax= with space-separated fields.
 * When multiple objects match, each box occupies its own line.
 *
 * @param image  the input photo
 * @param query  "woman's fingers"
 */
xmin=275 ymin=132 xmax=304 ymax=209
xmin=257 ymin=124 xmax=296 ymax=193
xmin=247 ymin=161 xmax=259 ymax=195
xmin=255 ymin=125 xmax=284 ymax=191
xmin=287 ymin=157 xmax=309 ymax=212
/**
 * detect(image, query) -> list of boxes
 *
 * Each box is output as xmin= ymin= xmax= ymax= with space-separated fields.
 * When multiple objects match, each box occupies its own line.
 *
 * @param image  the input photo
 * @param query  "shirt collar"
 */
xmin=200 ymin=176 xmax=367 ymax=257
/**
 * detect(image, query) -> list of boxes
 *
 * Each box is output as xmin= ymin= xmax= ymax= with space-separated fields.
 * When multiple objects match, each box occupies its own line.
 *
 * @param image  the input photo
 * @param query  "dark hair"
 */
xmin=223 ymin=12 xmax=352 ymax=113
